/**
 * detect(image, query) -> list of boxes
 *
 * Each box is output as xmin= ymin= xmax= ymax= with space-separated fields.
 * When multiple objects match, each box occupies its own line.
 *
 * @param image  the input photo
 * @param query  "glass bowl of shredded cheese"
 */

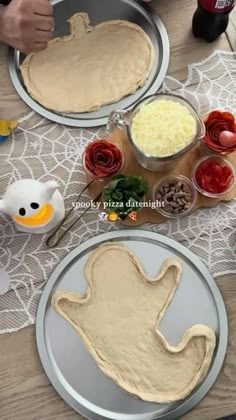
xmin=107 ymin=93 xmax=205 ymax=172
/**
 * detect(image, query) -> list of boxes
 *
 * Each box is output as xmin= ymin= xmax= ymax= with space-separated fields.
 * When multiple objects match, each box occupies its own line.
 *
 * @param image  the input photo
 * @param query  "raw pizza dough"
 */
xmin=52 ymin=242 xmax=216 ymax=403
xmin=20 ymin=13 xmax=154 ymax=113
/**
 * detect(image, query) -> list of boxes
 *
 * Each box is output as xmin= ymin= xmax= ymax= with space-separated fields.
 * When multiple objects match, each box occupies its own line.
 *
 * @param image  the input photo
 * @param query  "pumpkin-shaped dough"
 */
xmin=20 ymin=13 xmax=154 ymax=113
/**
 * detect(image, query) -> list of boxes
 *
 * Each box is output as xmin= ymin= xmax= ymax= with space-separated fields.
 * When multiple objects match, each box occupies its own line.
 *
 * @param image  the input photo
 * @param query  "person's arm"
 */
xmin=0 ymin=0 xmax=54 ymax=54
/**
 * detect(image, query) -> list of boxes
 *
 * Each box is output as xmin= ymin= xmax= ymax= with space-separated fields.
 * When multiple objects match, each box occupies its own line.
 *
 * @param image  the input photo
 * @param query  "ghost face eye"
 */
xmin=19 ymin=208 xmax=26 ymax=216
xmin=30 ymin=202 xmax=39 ymax=209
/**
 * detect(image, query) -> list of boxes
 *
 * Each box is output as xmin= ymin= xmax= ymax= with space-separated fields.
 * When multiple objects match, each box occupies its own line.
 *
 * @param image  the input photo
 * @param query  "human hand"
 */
xmin=0 ymin=0 xmax=54 ymax=54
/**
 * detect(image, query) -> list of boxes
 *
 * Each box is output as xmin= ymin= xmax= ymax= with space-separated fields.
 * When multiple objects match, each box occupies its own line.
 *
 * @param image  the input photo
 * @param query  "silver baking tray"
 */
xmin=36 ymin=229 xmax=228 ymax=420
xmin=8 ymin=0 xmax=169 ymax=127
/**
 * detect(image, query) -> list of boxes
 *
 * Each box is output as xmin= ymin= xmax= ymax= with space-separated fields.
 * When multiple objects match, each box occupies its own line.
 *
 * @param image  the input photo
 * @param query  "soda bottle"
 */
xmin=192 ymin=0 xmax=235 ymax=42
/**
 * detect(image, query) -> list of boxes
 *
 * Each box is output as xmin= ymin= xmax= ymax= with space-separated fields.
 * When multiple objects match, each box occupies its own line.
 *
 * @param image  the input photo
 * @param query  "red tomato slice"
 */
xmin=207 ymin=185 xmax=218 ymax=193
xmin=200 ymin=175 xmax=208 ymax=189
xmin=212 ymin=176 xmax=220 ymax=186
xmin=211 ymin=163 xmax=223 ymax=177
xmin=222 ymin=165 xmax=232 ymax=178
xmin=199 ymin=161 xmax=209 ymax=172
xmin=225 ymin=174 xmax=233 ymax=185
xmin=218 ymin=182 xmax=228 ymax=192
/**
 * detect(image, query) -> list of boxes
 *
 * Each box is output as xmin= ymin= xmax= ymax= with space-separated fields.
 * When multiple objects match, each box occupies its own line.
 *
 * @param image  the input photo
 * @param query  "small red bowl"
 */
xmin=192 ymin=155 xmax=235 ymax=198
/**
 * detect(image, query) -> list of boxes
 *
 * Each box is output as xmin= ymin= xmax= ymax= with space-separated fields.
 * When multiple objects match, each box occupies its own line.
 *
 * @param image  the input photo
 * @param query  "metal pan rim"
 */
xmin=36 ymin=229 xmax=228 ymax=420
xmin=8 ymin=0 xmax=170 ymax=127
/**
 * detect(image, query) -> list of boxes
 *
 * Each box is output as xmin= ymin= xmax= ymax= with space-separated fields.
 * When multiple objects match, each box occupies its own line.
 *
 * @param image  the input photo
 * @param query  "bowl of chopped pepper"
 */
xmin=192 ymin=155 xmax=235 ymax=197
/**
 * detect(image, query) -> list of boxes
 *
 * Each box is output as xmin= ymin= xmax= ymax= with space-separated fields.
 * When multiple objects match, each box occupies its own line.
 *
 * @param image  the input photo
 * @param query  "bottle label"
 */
xmin=199 ymin=0 xmax=235 ymax=12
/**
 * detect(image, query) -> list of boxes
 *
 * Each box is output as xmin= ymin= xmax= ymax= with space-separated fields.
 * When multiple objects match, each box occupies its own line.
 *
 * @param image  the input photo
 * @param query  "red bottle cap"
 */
xmin=199 ymin=0 xmax=235 ymax=13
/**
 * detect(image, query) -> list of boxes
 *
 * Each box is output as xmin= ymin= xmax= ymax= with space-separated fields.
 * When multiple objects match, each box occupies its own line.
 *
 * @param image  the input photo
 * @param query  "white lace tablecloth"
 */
xmin=0 ymin=50 xmax=236 ymax=334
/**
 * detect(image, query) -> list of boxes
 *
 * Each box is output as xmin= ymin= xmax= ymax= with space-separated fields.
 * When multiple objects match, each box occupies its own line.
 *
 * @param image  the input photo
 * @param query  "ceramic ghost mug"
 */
xmin=0 ymin=179 xmax=65 ymax=234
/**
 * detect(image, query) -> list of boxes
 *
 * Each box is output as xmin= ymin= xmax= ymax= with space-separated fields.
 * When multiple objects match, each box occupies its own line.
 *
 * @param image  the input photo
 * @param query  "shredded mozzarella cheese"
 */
xmin=131 ymin=100 xmax=196 ymax=157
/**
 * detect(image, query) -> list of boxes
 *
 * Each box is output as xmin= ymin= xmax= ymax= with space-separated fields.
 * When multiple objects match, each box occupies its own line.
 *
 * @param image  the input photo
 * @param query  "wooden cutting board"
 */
xmin=88 ymin=129 xmax=236 ymax=226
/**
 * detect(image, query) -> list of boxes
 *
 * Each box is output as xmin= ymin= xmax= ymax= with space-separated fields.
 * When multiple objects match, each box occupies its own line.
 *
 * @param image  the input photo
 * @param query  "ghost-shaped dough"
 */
xmin=52 ymin=242 xmax=216 ymax=403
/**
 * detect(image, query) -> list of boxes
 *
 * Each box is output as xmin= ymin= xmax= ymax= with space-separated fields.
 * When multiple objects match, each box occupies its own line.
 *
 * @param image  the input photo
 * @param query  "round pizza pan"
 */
xmin=36 ymin=229 xmax=228 ymax=420
xmin=8 ymin=0 xmax=169 ymax=127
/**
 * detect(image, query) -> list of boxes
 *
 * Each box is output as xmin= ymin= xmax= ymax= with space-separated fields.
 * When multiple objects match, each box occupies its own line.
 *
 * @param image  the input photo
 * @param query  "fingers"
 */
xmin=17 ymin=28 xmax=52 ymax=54
xmin=33 ymin=0 xmax=53 ymax=16
xmin=35 ymin=16 xmax=54 ymax=31
xmin=20 ymin=42 xmax=48 ymax=54
xmin=33 ymin=42 xmax=48 ymax=52
xmin=1 ymin=0 xmax=54 ymax=54
xmin=35 ymin=29 xmax=53 ymax=42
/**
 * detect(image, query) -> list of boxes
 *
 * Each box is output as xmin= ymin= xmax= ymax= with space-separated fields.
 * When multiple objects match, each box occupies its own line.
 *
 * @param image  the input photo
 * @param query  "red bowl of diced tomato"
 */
xmin=192 ymin=155 xmax=235 ymax=197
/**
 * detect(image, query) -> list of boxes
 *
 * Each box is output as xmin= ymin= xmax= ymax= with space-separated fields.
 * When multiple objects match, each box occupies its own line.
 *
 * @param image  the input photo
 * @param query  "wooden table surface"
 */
xmin=0 ymin=1 xmax=236 ymax=419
